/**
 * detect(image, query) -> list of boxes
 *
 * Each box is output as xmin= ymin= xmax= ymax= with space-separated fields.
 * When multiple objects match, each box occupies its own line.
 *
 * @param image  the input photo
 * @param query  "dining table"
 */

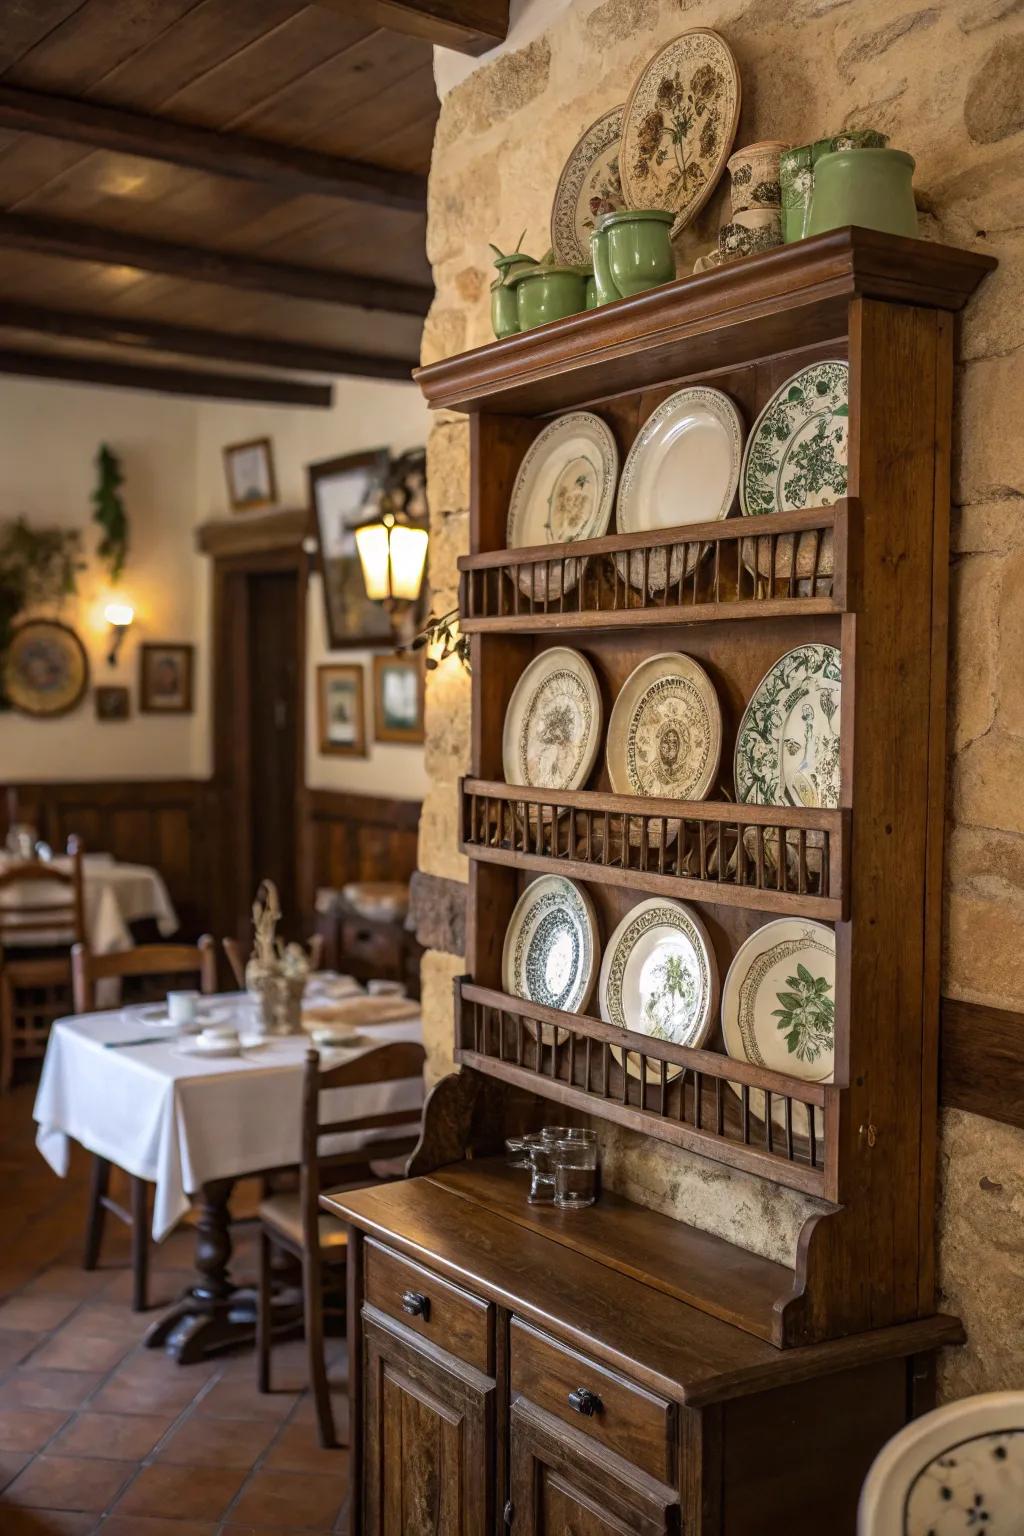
xmin=0 ymin=849 xmax=178 ymax=954
xmin=33 ymin=977 xmax=424 ymax=1363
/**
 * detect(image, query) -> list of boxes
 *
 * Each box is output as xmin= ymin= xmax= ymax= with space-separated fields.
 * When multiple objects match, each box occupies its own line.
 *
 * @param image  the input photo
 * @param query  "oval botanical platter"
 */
xmin=734 ymin=643 xmax=841 ymax=809
xmin=551 ymin=105 xmax=625 ymax=267
xmin=502 ymin=647 xmax=602 ymax=791
xmin=502 ymin=875 xmax=599 ymax=1043
xmin=739 ymin=359 xmax=848 ymax=586
xmin=507 ymin=412 xmax=618 ymax=600
xmin=620 ymin=29 xmax=741 ymax=238
xmin=721 ymin=918 xmax=836 ymax=1084
xmin=599 ymin=897 xmax=718 ymax=1081
xmin=615 ymin=386 xmax=743 ymax=594
xmin=607 ymin=652 xmax=722 ymax=805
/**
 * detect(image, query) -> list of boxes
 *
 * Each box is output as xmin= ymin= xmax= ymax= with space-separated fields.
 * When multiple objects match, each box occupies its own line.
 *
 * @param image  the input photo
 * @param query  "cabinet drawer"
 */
xmin=510 ymin=1318 xmax=676 ymax=1484
xmin=341 ymin=919 xmax=401 ymax=968
xmin=364 ymin=1240 xmax=493 ymax=1374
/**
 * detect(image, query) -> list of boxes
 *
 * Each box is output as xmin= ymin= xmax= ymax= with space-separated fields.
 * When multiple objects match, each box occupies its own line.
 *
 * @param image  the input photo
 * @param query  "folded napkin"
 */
xmin=302 ymin=996 xmax=420 ymax=1028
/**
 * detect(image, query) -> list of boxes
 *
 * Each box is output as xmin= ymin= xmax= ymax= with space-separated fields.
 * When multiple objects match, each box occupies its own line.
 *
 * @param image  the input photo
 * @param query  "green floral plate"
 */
xmin=734 ymin=643 xmax=841 ymax=809
xmin=721 ymin=918 xmax=835 ymax=1085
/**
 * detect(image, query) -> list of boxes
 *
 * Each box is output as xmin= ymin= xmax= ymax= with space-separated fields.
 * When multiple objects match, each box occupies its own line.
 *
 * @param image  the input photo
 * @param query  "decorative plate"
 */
xmin=599 ymin=898 xmax=718 ymax=1081
xmin=507 ymin=412 xmax=618 ymax=600
xmin=502 ymin=875 xmax=598 ymax=1029
xmin=722 ymin=919 xmax=835 ymax=1083
xmin=620 ymin=29 xmax=741 ymax=238
xmin=607 ymin=652 xmax=722 ymax=803
xmin=615 ymin=387 xmax=743 ymax=592
xmin=502 ymin=647 xmax=602 ymax=791
xmin=551 ymin=105 xmax=625 ymax=266
xmin=734 ymin=644 xmax=841 ymax=809
xmin=4 ymin=619 xmax=88 ymax=718
xmin=905 ymin=1428 xmax=1024 ymax=1533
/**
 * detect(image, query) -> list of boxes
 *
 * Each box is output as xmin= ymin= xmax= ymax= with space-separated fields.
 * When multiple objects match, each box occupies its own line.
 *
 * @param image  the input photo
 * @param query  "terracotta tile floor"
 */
xmin=0 ymin=1083 xmax=350 ymax=1535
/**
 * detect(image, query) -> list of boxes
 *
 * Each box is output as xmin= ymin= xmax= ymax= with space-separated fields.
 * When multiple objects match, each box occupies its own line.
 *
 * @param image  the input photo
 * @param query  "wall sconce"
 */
xmin=354 ymin=511 xmax=428 ymax=640
xmin=103 ymin=601 xmax=134 ymax=666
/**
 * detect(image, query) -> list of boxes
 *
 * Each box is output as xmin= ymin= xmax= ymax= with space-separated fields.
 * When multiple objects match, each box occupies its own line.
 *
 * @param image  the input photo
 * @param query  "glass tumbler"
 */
xmin=552 ymin=1130 xmax=598 ymax=1210
xmin=525 ymin=1134 xmax=555 ymax=1204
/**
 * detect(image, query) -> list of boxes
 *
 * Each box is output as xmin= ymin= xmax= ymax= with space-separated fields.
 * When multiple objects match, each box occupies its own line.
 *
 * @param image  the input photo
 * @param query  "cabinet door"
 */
xmin=509 ymin=1399 xmax=679 ymax=1536
xmin=363 ymin=1311 xmax=495 ymax=1536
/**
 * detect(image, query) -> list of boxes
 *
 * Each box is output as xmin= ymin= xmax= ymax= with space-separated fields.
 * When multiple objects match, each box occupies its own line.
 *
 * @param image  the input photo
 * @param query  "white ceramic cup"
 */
xmin=167 ymin=990 xmax=200 ymax=1027
xmin=198 ymin=1025 xmax=239 ymax=1050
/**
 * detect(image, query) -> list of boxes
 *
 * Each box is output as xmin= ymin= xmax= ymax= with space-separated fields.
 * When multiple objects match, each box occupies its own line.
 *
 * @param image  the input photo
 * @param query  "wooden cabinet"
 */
xmin=362 ymin=1311 xmax=495 ymax=1536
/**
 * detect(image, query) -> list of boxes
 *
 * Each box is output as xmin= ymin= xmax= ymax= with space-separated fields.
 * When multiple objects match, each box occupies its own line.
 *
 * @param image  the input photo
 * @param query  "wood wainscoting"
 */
xmin=304 ymin=788 xmax=420 ymax=911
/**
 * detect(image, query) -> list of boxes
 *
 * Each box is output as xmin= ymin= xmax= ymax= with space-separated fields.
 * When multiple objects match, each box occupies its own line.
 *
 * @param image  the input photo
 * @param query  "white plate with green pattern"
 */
xmin=502 ymin=647 xmax=602 ymax=791
xmin=502 ymin=875 xmax=598 ymax=1043
xmin=734 ymin=643 xmax=841 ymax=809
xmin=599 ymin=897 xmax=718 ymax=1081
xmin=507 ymin=412 xmax=618 ymax=600
xmin=721 ymin=918 xmax=835 ymax=1084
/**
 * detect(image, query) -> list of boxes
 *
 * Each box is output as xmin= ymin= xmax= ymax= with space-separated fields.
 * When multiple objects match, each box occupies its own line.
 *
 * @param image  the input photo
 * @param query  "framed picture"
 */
xmin=373 ymin=653 xmax=425 ymax=744
xmin=95 ymin=685 xmax=129 ymax=721
xmin=223 ymin=436 xmax=277 ymax=512
xmin=309 ymin=449 xmax=394 ymax=649
xmin=140 ymin=644 xmax=194 ymax=713
xmin=4 ymin=619 xmax=89 ymax=718
xmin=317 ymin=663 xmax=366 ymax=756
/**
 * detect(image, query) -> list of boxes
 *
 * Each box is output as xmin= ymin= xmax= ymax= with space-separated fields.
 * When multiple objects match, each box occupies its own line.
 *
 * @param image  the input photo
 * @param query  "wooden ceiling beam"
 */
xmin=332 ymin=0 xmax=509 ymax=54
xmin=0 ymin=350 xmax=334 ymax=407
xmin=0 ymin=301 xmax=418 ymax=380
xmin=0 ymin=213 xmax=432 ymax=316
xmin=0 ymin=84 xmax=427 ymax=211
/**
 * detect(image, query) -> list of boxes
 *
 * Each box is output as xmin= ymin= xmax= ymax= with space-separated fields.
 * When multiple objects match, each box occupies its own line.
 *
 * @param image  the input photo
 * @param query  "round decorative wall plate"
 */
xmin=721 ymin=918 xmax=836 ymax=1084
xmin=599 ymin=897 xmax=718 ymax=1081
xmin=502 ymin=875 xmax=599 ymax=1033
xmin=507 ymin=412 xmax=618 ymax=600
xmin=739 ymin=358 xmax=848 ymax=524
xmin=615 ymin=386 xmax=743 ymax=593
xmin=4 ymin=619 xmax=88 ymax=718
xmin=551 ymin=106 xmax=626 ymax=266
xmin=619 ymin=29 xmax=741 ymax=238
xmin=734 ymin=643 xmax=841 ymax=808
xmin=502 ymin=647 xmax=602 ymax=791
xmin=606 ymin=651 xmax=722 ymax=804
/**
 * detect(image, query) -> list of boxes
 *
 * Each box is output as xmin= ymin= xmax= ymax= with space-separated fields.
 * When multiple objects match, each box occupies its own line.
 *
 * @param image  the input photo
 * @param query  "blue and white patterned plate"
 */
xmin=502 ymin=875 xmax=598 ymax=1042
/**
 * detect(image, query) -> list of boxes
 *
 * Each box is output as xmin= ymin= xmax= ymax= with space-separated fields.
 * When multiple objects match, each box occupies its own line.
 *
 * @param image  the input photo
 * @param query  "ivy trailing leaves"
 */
xmin=92 ymin=444 xmax=129 ymax=582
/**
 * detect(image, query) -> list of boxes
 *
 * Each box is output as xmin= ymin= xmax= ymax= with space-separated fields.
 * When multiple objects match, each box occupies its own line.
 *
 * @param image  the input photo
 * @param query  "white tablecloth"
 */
xmin=0 ymin=852 xmax=178 ymax=953
xmin=33 ymin=989 xmax=424 ymax=1241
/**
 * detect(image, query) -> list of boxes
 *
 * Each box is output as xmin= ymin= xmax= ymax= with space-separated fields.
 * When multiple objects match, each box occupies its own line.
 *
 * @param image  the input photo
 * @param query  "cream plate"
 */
xmin=600 ymin=898 xmax=718 ymax=1082
xmin=615 ymin=387 xmax=743 ymax=593
xmin=502 ymin=647 xmax=602 ymax=791
xmin=620 ymin=29 xmax=741 ymax=238
xmin=174 ymin=1034 xmax=266 ymax=1059
xmin=507 ymin=412 xmax=618 ymax=600
xmin=721 ymin=919 xmax=835 ymax=1084
xmin=607 ymin=652 xmax=721 ymax=804
xmin=502 ymin=875 xmax=598 ymax=1042
xmin=551 ymin=105 xmax=625 ymax=266
xmin=133 ymin=1002 xmax=235 ymax=1032
xmin=734 ymin=643 xmax=841 ymax=808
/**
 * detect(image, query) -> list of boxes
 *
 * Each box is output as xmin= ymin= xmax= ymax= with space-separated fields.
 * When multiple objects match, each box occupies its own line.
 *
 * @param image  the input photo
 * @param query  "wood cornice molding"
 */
xmin=0 ymin=350 xmax=332 ymax=406
xmin=0 ymin=84 xmax=426 ymax=211
xmin=196 ymin=508 xmax=311 ymax=558
xmin=335 ymin=0 xmax=509 ymax=54
xmin=0 ymin=212 xmax=433 ymax=317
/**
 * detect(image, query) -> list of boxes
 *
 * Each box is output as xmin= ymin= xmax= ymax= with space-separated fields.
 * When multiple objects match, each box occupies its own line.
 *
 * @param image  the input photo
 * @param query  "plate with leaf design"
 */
xmin=507 ymin=412 xmax=618 ymax=600
xmin=503 ymin=647 xmax=602 ymax=792
xmin=599 ymin=897 xmax=718 ymax=1081
xmin=619 ymin=29 xmax=741 ymax=239
xmin=721 ymin=918 xmax=835 ymax=1085
xmin=734 ymin=644 xmax=841 ymax=810
xmin=503 ymin=875 xmax=599 ymax=1044
xmin=551 ymin=105 xmax=625 ymax=266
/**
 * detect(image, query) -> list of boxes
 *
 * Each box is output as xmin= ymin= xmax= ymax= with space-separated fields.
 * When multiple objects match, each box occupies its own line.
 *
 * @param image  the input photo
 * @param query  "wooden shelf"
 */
xmin=459 ymin=502 xmax=848 ymax=633
xmin=456 ymin=979 xmax=838 ymax=1200
xmin=462 ymin=777 xmax=847 ymax=919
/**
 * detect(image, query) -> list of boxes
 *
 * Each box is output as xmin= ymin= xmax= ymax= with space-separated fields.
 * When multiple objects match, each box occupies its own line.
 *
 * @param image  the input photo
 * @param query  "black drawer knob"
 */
xmin=568 ymin=1385 xmax=602 ymax=1417
xmin=401 ymin=1289 xmax=430 ymax=1320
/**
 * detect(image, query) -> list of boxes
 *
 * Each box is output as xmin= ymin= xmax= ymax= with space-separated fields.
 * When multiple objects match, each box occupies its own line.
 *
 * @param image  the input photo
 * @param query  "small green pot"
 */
xmin=807 ymin=148 xmax=917 ymax=239
xmin=592 ymin=208 xmax=675 ymax=301
xmin=780 ymin=130 xmax=888 ymax=242
xmin=490 ymin=279 xmax=519 ymax=339
xmin=510 ymin=265 xmax=588 ymax=330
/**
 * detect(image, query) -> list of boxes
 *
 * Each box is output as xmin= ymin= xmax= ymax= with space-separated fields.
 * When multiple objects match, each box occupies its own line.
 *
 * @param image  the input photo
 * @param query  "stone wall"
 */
xmin=417 ymin=0 xmax=1024 ymax=1395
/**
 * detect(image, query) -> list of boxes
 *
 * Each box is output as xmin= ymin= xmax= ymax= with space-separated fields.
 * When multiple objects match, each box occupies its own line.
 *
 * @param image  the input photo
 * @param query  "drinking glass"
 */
xmin=552 ymin=1130 xmax=598 ymax=1210
xmin=525 ymin=1134 xmax=555 ymax=1204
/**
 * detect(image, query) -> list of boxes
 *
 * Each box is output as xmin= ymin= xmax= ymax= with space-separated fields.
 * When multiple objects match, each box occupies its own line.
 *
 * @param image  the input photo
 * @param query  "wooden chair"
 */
xmin=257 ymin=1041 xmax=426 ymax=1447
xmin=0 ymin=839 xmax=85 ymax=1091
xmin=221 ymin=933 xmax=325 ymax=989
xmin=72 ymin=935 xmax=217 ymax=1312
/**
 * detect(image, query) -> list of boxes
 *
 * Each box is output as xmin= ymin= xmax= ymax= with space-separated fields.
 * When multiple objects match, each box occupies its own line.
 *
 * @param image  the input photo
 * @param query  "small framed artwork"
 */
xmin=95 ymin=685 xmax=130 ymax=721
xmin=309 ymin=448 xmax=393 ymax=648
xmin=317 ymin=663 xmax=366 ymax=757
xmin=373 ymin=653 xmax=425 ymax=744
xmin=140 ymin=644 xmax=194 ymax=714
xmin=223 ymin=436 xmax=277 ymax=512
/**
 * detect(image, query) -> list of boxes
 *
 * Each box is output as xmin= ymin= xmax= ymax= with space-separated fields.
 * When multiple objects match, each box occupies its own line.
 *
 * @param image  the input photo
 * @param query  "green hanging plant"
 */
xmin=91 ymin=444 xmax=129 ymax=581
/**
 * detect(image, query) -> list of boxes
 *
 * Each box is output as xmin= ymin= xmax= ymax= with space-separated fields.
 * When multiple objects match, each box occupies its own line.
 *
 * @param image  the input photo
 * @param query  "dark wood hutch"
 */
xmin=324 ymin=227 xmax=995 ymax=1533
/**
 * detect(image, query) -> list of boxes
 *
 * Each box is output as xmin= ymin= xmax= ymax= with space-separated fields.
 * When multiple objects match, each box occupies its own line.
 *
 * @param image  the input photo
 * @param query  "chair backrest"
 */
xmin=71 ymin=935 xmax=218 ymax=1013
xmin=223 ymin=933 xmax=326 ymax=989
xmin=0 ymin=838 xmax=85 ymax=948
xmin=299 ymin=1041 xmax=426 ymax=1250
xmin=858 ymin=1390 xmax=1024 ymax=1534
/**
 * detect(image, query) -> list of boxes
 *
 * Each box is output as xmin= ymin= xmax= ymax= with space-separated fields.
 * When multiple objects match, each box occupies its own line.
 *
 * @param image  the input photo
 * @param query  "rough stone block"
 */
xmin=949 ymin=554 xmax=1000 ymax=752
xmin=420 ymin=949 xmax=464 ymax=1086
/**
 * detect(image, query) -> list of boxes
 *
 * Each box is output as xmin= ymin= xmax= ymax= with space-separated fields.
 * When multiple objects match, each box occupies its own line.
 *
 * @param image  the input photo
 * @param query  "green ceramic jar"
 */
xmin=780 ymin=130 xmax=888 ymax=243
xmin=807 ymin=148 xmax=917 ymax=239
xmin=510 ymin=265 xmax=588 ymax=330
xmin=490 ymin=279 xmax=519 ymax=339
xmin=591 ymin=208 xmax=675 ymax=302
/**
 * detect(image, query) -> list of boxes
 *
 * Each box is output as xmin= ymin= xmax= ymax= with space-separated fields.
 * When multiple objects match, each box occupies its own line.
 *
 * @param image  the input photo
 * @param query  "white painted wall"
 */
xmin=433 ymin=0 xmax=575 ymax=97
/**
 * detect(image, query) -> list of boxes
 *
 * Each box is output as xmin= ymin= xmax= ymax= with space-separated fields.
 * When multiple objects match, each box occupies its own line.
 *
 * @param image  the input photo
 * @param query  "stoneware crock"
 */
xmin=591 ymin=208 xmax=675 ymax=303
xmin=807 ymin=148 xmax=917 ymax=239
xmin=510 ymin=265 xmax=589 ymax=330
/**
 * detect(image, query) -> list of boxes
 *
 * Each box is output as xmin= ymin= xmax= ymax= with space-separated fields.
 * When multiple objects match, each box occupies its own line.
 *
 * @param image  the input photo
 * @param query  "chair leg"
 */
xmin=83 ymin=1156 xmax=111 ymax=1271
xmin=130 ymin=1178 xmax=150 ymax=1313
xmin=0 ymin=979 xmax=13 ymax=1094
xmin=303 ymin=1251 xmax=335 ymax=1449
xmin=257 ymin=1229 xmax=272 ymax=1396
